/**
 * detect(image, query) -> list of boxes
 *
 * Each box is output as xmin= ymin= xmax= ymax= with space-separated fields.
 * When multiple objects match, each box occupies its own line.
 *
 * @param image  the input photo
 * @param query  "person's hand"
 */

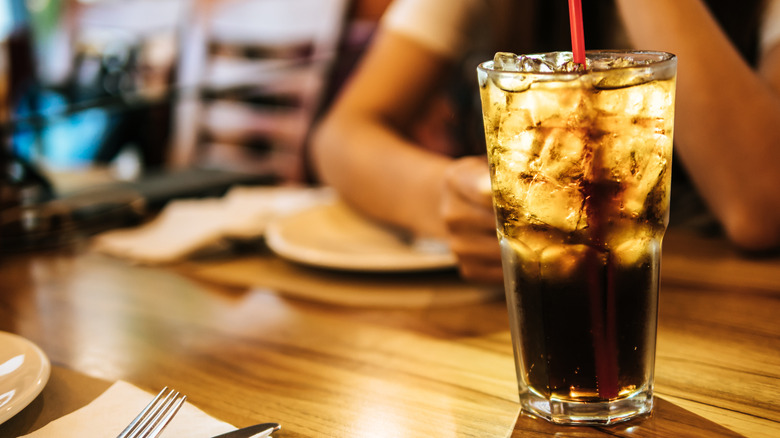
xmin=441 ymin=156 xmax=504 ymax=284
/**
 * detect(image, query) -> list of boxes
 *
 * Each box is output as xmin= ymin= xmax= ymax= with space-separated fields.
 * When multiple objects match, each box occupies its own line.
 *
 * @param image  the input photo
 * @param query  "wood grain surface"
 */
xmin=0 ymin=228 xmax=778 ymax=437
xmin=179 ymin=245 xmax=503 ymax=308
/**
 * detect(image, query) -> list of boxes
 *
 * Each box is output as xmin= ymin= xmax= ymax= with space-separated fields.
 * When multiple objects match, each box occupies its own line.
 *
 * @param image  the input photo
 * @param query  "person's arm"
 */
xmin=311 ymin=29 xmax=503 ymax=283
xmin=311 ymin=29 xmax=454 ymax=238
xmin=616 ymin=0 xmax=780 ymax=251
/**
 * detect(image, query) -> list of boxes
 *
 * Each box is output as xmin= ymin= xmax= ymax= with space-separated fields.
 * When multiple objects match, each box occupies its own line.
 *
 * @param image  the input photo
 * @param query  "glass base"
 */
xmin=520 ymin=389 xmax=653 ymax=425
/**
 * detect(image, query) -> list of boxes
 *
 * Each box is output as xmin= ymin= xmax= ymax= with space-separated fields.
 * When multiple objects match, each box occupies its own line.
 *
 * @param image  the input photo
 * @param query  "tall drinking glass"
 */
xmin=477 ymin=51 xmax=677 ymax=425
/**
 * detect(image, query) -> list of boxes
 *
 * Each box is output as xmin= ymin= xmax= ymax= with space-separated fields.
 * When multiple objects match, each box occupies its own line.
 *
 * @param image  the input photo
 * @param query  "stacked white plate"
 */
xmin=0 ymin=332 xmax=51 ymax=424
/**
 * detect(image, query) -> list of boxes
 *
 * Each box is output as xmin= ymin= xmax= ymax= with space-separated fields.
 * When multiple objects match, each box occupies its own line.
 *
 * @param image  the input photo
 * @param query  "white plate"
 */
xmin=0 ymin=332 xmax=51 ymax=425
xmin=265 ymin=200 xmax=458 ymax=272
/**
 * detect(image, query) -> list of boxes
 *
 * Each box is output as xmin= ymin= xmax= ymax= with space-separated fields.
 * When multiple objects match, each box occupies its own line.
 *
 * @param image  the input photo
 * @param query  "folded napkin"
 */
xmin=92 ymin=186 xmax=332 ymax=264
xmin=21 ymin=381 xmax=235 ymax=438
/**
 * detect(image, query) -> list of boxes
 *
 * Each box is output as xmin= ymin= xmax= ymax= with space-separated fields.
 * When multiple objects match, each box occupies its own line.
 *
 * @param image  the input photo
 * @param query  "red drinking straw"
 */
xmin=568 ymin=0 xmax=586 ymax=66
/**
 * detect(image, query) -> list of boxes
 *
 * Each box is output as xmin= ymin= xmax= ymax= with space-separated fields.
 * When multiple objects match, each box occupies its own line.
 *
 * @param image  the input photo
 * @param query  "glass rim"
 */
xmin=477 ymin=50 xmax=677 ymax=76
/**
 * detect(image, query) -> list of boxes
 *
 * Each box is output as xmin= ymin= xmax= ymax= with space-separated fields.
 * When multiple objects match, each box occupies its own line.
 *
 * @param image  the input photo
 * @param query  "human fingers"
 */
xmin=442 ymin=198 xmax=496 ymax=234
xmin=444 ymin=156 xmax=493 ymax=208
xmin=441 ymin=163 xmax=495 ymax=234
xmin=446 ymin=219 xmax=503 ymax=285
xmin=439 ymin=157 xmax=503 ymax=284
xmin=447 ymin=228 xmax=502 ymax=261
xmin=455 ymin=251 xmax=504 ymax=284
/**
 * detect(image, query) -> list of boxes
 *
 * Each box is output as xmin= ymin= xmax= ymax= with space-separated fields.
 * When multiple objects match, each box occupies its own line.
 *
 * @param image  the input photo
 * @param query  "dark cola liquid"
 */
xmin=501 ymin=235 xmax=660 ymax=402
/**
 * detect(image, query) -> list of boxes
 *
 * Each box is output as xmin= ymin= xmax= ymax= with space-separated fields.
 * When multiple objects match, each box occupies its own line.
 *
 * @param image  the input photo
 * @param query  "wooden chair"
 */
xmin=173 ymin=0 xmax=350 ymax=183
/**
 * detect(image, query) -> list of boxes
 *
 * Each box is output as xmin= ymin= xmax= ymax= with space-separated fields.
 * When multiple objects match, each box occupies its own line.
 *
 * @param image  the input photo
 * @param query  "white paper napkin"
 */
xmin=21 ymin=381 xmax=236 ymax=438
xmin=92 ymin=186 xmax=333 ymax=264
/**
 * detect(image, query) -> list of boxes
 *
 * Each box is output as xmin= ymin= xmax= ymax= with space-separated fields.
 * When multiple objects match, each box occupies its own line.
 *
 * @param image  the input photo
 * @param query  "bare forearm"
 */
xmin=311 ymin=111 xmax=451 ymax=238
xmin=310 ymin=28 xmax=464 ymax=239
xmin=617 ymin=0 xmax=780 ymax=249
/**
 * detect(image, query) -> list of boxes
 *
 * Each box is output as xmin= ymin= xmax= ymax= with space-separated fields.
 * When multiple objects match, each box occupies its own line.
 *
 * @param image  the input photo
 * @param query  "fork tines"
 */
xmin=116 ymin=387 xmax=188 ymax=438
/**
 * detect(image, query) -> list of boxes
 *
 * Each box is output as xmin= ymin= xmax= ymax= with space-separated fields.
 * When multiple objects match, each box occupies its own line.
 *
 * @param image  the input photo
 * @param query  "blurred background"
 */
xmin=0 ymin=0 xmax=391 ymax=249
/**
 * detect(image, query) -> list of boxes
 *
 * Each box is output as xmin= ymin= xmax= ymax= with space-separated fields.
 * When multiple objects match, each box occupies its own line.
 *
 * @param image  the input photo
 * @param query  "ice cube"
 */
xmin=519 ymin=55 xmax=554 ymax=73
xmin=526 ymin=52 xmax=575 ymax=72
xmin=611 ymin=236 xmax=660 ymax=267
xmin=589 ymin=57 xmax=621 ymax=71
xmin=541 ymin=244 xmax=605 ymax=280
xmin=598 ymin=125 xmax=672 ymax=217
xmin=592 ymin=69 xmax=655 ymax=90
xmin=490 ymin=145 xmax=535 ymax=197
xmin=643 ymin=79 xmax=676 ymax=119
xmin=562 ymin=60 xmax=587 ymax=73
xmin=499 ymin=130 xmax=538 ymax=161
xmin=490 ymin=53 xmax=533 ymax=92
xmin=491 ymin=129 xmax=587 ymax=233
xmin=500 ymin=235 xmax=540 ymax=274
xmin=589 ymin=54 xmax=651 ymax=72
xmin=593 ymin=77 xmax=675 ymax=124
xmin=494 ymin=52 xmax=576 ymax=74
xmin=490 ymin=138 xmax=535 ymax=178
xmin=494 ymin=74 xmax=532 ymax=93
xmin=509 ymin=224 xmax=568 ymax=253
xmin=594 ymin=85 xmax=646 ymax=117
xmin=521 ymin=83 xmax=585 ymax=127
xmin=494 ymin=52 xmax=522 ymax=71
xmin=522 ymin=175 xmax=584 ymax=232
xmin=536 ymin=127 xmax=588 ymax=184
xmin=622 ymin=145 xmax=671 ymax=217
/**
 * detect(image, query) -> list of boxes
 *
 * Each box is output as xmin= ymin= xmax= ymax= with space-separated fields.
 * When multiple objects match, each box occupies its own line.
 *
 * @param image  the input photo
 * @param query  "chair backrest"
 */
xmin=172 ymin=0 xmax=350 ymax=183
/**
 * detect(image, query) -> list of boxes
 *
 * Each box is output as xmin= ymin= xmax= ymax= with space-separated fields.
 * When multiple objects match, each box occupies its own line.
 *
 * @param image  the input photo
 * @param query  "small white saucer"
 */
xmin=0 ymin=331 xmax=51 ymax=424
xmin=265 ymin=200 xmax=457 ymax=272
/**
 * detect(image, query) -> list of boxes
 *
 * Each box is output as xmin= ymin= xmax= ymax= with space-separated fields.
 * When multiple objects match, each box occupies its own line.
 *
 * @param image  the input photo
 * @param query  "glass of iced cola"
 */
xmin=477 ymin=51 xmax=677 ymax=425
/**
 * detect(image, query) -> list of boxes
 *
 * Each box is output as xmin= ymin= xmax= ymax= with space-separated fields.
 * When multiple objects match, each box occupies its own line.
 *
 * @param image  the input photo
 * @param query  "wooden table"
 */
xmin=0 ymin=228 xmax=778 ymax=437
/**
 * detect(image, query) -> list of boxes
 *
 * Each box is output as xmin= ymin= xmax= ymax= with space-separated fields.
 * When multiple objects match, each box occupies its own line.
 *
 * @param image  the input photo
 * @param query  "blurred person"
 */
xmin=311 ymin=0 xmax=780 ymax=284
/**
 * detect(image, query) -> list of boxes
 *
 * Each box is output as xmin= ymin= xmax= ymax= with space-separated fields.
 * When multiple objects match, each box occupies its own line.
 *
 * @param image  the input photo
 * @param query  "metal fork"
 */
xmin=116 ymin=387 xmax=187 ymax=438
